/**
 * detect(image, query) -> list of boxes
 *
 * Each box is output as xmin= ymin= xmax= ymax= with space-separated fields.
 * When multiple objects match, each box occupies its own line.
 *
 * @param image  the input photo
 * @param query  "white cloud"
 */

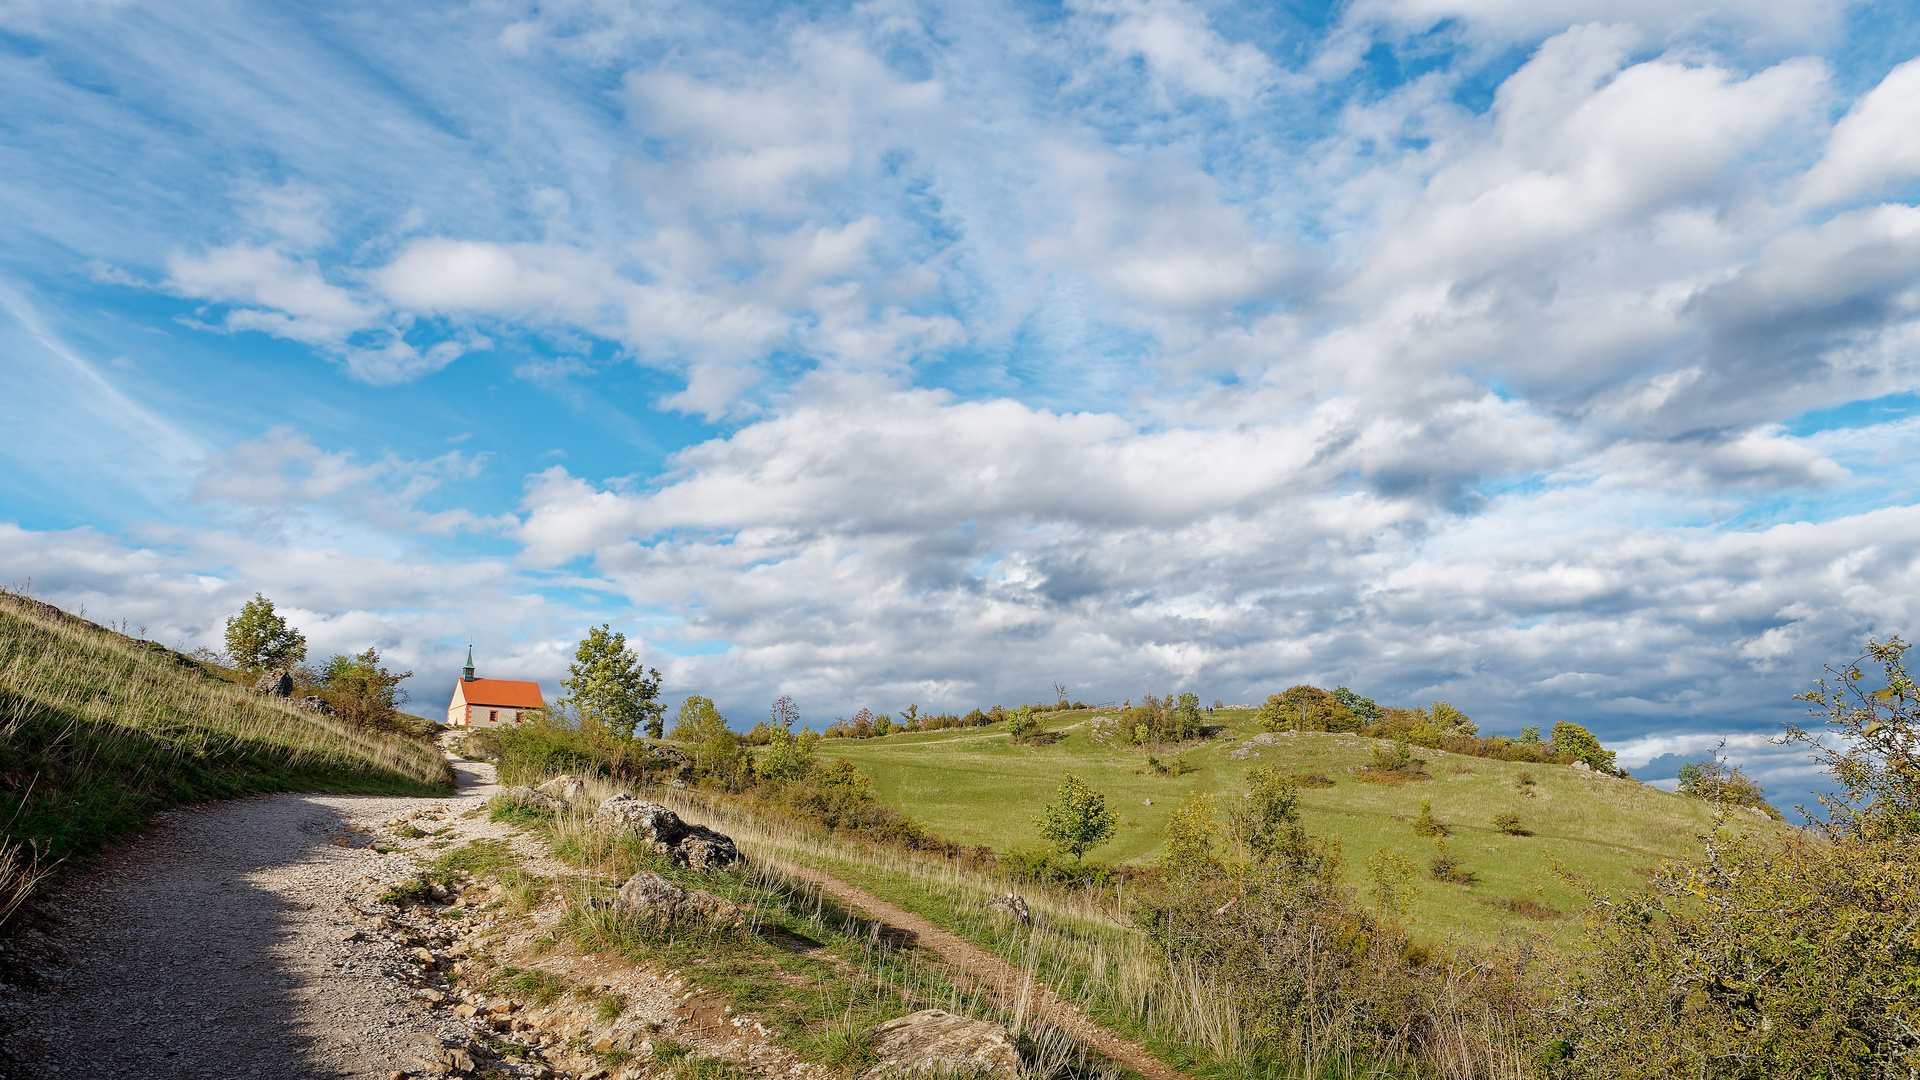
xmin=191 ymin=426 xmax=494 ymax=537
xmin=1340 ymin=0 xmax=1848 ymax=46
xmin=1799 ymin=56 xmax=1920 ymax=207
xmin=1072 ymin=0 xmax=1279 ymax=104
xmin=1359 ymin=27 xmax=1828 ymax=288
xmin=165 ymin=243 xmax=380 ymax=344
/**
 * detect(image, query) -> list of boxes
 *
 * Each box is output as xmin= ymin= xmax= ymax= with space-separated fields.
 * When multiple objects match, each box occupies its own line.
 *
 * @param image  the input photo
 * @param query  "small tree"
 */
xmin=1365 ymin=847 xmax=1419 ymax=919
xmin=560 ymin=625 xmax=663 ymax=739
xmin=324 ymin=648 xmax=411 ymax=730
xmin=1227 ymin=765 xmax=1340 ymax=876
xmin=1036 ymin=774 xmax=1118 ymax=862
xmin=1161 ymin=792 xmax=1219 ymax=874
xmin=671 ymin=695 xmax=729 ymax=742
xmin=755 ymin=724 xmax=815 ymax=784
xmin=1172 ymin=692 xmax=1205 ymax=739
xmin=1006 ymin=705 xmax=1041 ymax=743
xmin=224 ymin=594 xmax=307 ymax=673
xmin=770 ymin=694 xmax=801 ymax=732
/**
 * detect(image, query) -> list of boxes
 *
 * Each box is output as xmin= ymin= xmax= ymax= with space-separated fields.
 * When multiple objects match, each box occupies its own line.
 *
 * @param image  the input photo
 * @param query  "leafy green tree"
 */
xmin=670 ymin=695 xmax=749 ymax=789
xmin=224 ymin=593 xmax=307 ymax=673
xmin=1551 ymin=721 xmax=1617 ymax=774
xmin=1035 ymin=773 xmax=1118 ymax=862
xmin=671 ymin=695 xmax=729 ymax=742
xmin=1006 ymin=704 xmax=1040 ymax=743
xmin=1333 ymin=685 xmax=1381 ymax=721
xmin=560 ymin=625 xmax=663 ymax=739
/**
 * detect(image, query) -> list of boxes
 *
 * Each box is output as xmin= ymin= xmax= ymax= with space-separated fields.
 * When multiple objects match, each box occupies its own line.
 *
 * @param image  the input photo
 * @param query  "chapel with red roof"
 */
xmin=445 ymin=645 xmax=544 ymax=728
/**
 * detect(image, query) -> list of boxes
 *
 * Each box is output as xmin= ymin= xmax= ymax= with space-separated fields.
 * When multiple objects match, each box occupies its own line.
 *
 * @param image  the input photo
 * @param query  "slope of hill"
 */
xmin=0 ymin=591 xmax=453 ymax=906
xmin=817 ymin=708 xmax=1765 ymax=942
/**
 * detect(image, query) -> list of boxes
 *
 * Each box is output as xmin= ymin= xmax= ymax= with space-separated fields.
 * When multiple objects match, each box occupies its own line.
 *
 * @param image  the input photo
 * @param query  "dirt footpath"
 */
xmin=770 ymin=863 xmax=1184 ymax=1080
xmin=0 ymin=759 xmax=517 ymax=1079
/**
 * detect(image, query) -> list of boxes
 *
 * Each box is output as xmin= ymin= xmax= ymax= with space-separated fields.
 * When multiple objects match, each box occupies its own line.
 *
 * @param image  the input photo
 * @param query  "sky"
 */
xmin=4 ymin=0 xmax=1920 ymax=814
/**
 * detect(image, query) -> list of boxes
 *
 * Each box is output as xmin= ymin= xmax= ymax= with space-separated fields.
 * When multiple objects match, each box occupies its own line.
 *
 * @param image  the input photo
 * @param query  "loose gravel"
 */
xmin=0 ymin=758 xmax=509 ymax=1079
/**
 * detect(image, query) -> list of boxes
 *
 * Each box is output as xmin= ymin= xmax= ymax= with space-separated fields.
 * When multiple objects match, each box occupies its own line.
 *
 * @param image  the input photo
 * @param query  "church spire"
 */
xmin=463 ymin=643 xmax=475 ymax=682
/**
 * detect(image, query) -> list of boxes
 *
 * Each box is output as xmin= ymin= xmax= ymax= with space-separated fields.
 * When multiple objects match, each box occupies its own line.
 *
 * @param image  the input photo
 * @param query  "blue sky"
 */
xmin=6 ymin=0 xmax=1920 ymax=812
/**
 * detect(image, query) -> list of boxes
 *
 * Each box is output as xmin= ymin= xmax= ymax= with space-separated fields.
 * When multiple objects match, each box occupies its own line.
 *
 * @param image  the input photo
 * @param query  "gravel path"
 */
xmin=1 ymin=757 xmax=505 ymax=1080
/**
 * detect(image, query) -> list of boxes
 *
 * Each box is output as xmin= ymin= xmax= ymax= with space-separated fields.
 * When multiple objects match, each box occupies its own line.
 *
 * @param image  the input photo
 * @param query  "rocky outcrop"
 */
xmin=253 ymin=669 xmax=294 ymax=697
xmin=296 ymin=695 xmax=331 ymax=714
xmin=613 ymin=869 xmax=744 ymax=931
xmin=591 ymin=795 xmax=743 ymax=870
xmin=496 ymin=786 xmax=569 ymax=813
xmin=536 ymin=773 xmax=592 ymax=807
xmin=985 ymin=894 xmax=1031 ymax=924
xmin=859 ymin=1010 xmax=1022 ymax=1080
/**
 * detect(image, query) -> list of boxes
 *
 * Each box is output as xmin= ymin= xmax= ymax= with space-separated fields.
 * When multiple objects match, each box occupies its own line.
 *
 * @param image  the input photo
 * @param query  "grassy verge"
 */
xmin=648 ymin=787 xmax=1547 ymax=1080
xmin=0 ymin=590 xmax=453 ymax=928
xmin=490 ymin=788 xmax=1115 ymax=1080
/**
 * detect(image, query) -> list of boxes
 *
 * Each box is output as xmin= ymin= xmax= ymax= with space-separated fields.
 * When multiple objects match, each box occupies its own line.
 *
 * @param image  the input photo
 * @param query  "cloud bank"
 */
xmin=3 ymin=0 xmax=1919 ymax=810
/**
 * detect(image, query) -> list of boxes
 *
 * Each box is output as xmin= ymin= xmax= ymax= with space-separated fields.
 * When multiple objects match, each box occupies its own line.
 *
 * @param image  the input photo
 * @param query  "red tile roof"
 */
xmin=456 ymin=678 xmax=545 ymax=708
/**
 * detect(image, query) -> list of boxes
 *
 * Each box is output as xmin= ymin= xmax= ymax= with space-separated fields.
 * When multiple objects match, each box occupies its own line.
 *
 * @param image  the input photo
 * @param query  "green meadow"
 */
xmin=818 ymin=708 xmax=1758 ymax=943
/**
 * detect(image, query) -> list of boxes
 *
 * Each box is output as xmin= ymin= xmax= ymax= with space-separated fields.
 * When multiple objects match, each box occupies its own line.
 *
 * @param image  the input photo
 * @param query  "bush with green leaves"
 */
xmin=1550 ymin=721 xmax=1619 ymax=775
xmin=1256 ymin=684 xmax=1360 ymax=733
xmin=1118 ymin=691 xmax=1206 ymax=745
xmin=1549 ymin=638 xmax=1920 ymax=1078
xmin=322 ymin=647 xmax=413 ymax=733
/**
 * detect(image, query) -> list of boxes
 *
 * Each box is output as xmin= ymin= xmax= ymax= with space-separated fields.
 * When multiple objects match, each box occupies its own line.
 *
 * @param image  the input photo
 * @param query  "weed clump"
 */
xmin=1355 ymin=740 xmax=1430 ymax=784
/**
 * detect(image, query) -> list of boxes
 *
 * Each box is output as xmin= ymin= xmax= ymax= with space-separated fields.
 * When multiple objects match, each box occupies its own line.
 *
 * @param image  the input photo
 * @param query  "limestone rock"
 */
xmin=296 ymin=694 xmax=331 ymax=714
xmin=536 ymin=773 xmax=592 ymax=807
xmin=253 ymin=669 xmax=294 ymax=697
xmin=1570 ymin=760 xmax=1591 ymax=772
xmin=859 ymin=1010 xmax=1022 ymax=1080
xmin=613 ymin=869 xmax=744 ymax=931
xmin=497 ymin=786 xmax=569 ymax=813
xmin=985 ymin=894 xmax=1031 ymax=924
xmin=591 ymin=796 xmax=743 ymax=870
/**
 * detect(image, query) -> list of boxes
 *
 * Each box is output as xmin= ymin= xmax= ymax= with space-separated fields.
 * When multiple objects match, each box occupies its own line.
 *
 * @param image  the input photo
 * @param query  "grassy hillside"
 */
xmin=0 ymin=590 xmax=452 ymax=893
xmin=817 ymin=708 xmax=1762 ymax=943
